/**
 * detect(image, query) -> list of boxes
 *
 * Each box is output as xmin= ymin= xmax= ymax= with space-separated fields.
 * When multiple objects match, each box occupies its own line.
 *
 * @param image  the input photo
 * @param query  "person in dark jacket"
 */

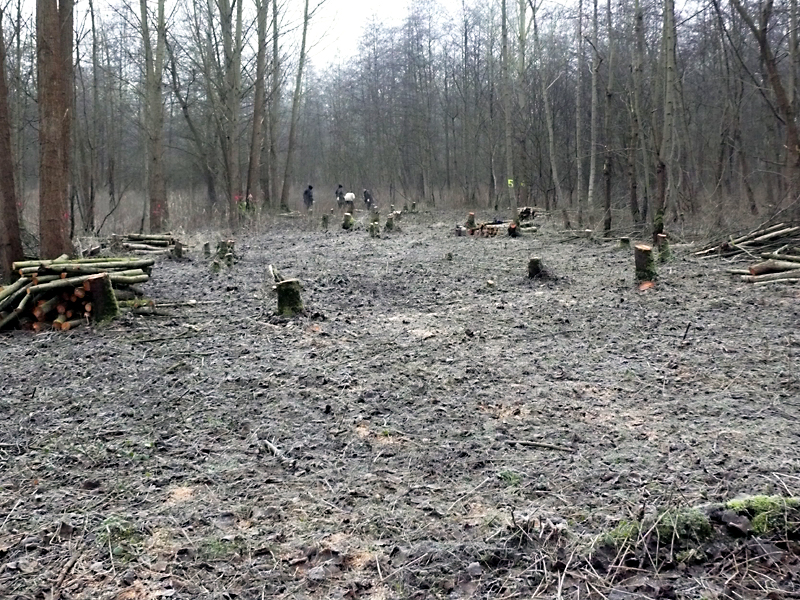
xmin=303 ymin=185 xmax=314 ymax=210
xmin=363 ymin=189 xmax=374 ymax=209
xmin=335 ymin=184 xmax=345 ymax=208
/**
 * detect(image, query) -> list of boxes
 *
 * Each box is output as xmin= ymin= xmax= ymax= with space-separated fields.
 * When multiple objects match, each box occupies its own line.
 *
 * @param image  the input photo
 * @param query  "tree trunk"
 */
xmin=37 ymin=0 xmax=73 ymax=259
xmin=576 ymin=0 xmax=585 ymax=225
xmin=0 ymin=8 xmax=22 ymax=281
xmin=501 ymin=0 xmax=516 ymax=211
xmin=140 ymin=0 xmax=168 ymax=233
xmin=267 ymin=0 xmax=281 ymax=210
xmin=278 ymin=0 xmax=310 ymax=213
xmin=587 ymin=0 xmax=599 ymax=210
xmin=245 ymin=0 xmax=267 ymax=213
xmin=602 ymin=0 xmax=615 ymax=233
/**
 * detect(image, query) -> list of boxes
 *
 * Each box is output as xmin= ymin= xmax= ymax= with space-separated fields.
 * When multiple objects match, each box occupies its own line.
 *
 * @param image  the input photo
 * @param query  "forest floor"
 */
xmin=1 ymin=209 xmax=799 ymax=600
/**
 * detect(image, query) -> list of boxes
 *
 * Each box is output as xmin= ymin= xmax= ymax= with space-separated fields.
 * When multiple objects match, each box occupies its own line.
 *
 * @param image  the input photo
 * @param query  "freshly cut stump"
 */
xmin=466 ymin=212 xmax=476 ymax=228
xmin=634 ymin=244 xmax=656 ymax=281
xmin=657 ymin=234 xmax=672 ymax=262
xmin=83 ymin=273 xmax=120 ymax=322
xmin=342 ymin=213 xmax=355 ymax=230
xmin=508 ymin=222 xmax=519 ymax=237
xmin=276 ymin=279 xmax=303 ymax=316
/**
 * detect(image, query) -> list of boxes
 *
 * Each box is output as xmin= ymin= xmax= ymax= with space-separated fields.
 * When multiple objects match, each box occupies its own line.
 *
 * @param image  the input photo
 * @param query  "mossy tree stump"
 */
xmin=216 ymin=240 xmax=235 ymax=258
xmin=203 ymin=242 xmax=211 ymax=258
xmin=634 ymin=244 xmax=657 ymax=281
xmin=275 ymin=279 xmax=303 ymax=316
xmin=368 ymin=222 xmax=380 ymax=237
xmin=508 ymin=222 xmax=519 ymax=237
xmin=342 ymin=213 xmax=355 ymax=230
xmin=528 ymin=257 xmax=543 ymax=278
xmin=370 ymin=208 xmax=380 ymax=225
xmin=83 ymin=273 xmax=120 ymax=323
xmin=657 ymin=233 xmax=672 ymax=262
xmin=384 ymin=215 xmax=395 ymax=232
xmin=321 ymin=214 xmax=329 ymax=230
xmin=466 ymin=212 xmax=476 ymax=228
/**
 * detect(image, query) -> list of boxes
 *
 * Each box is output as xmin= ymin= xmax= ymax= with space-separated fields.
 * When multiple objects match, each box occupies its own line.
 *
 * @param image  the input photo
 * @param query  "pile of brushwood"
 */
xmin=0 ymin=256 xmax=153 ymax=332
xmin=695 ymin=222 xmax=799 ymax=258
xmin=112 ymin=232 xmax=185 ymax=257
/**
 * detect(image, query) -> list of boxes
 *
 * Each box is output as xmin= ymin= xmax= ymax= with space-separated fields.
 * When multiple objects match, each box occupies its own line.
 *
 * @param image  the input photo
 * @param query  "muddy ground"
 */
xmin=1 ymin=210 xmax=799 ymax=600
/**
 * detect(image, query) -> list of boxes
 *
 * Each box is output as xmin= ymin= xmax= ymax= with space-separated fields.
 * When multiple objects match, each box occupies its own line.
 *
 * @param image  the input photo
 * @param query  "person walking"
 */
xmin=303 ymin=185 xmax=314 ymax=211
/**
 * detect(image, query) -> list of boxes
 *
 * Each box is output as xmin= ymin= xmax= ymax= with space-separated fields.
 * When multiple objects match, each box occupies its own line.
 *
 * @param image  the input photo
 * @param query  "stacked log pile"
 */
xmin=739 ymin=253 xmax=800 ymax=285
xmin=695 ymin=223 xmax=800 ymax=258
xmin=0 ymin=256 xmax=153 ymax=331
xmin=113 ymin=232 xmax=185 ymax=257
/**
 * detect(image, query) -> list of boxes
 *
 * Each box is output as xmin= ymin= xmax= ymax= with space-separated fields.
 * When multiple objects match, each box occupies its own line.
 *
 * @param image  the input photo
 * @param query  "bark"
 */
xmin=602 ymin=0 xmax=615 ymax=233
xmin=37 ymin=0 xmax=74 ymax=259
xmin=576 ymin=0 xmax=585 ymax=225
xmin=0 ymin=8 xmax=22 ymax=282
xmin=140 ymin=0 xmax=168 ymax=232
xmin=654 ymin=0 xmax=676 ymax=240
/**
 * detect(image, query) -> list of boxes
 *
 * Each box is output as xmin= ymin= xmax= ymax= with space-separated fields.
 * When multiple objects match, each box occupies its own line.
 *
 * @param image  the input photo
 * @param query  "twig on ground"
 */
xmin=51 ymin=541 xmax=85 ymax=600
xmin=447 ymin=477 xmax=492 ymax=513
xmin=0 ymin=498 xmax=22 ymax=530
xmin=382 ymin=552 xmax=430 ymax=583
xmin=505 ymin=439 xmax=575 ymax=452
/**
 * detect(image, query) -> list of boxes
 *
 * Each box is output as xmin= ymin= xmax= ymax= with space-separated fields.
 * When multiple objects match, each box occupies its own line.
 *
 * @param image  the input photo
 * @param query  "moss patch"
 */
xmin=726 ymin=495 xmax=800 ymax=536
xmin=655 ymin=508 xmax=713 ymax=543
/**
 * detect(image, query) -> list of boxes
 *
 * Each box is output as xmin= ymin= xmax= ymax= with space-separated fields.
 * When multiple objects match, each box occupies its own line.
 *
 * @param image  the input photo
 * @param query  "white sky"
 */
xmin=306 ymin=0 xmax=449 ymax=66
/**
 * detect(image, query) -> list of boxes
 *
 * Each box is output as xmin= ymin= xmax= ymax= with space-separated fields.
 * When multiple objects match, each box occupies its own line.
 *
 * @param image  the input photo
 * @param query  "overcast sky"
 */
xmin=306 ymin=0 xmax=446 ymax=66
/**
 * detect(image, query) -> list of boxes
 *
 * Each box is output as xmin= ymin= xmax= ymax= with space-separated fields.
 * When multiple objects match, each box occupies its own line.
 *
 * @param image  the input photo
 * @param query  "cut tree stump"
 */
xmin=82 ymin=273 xmax=120 ymax=322
xmin=275 ymin=279 xmax=303 ymax=316
xmin=508 ymin=222 xmax=519 ymax=237
xmin=369 ymin=222 xmax=380 ymax=238
xmin=466 ymin=212 xmax=476 ymax=228
xmin=342 ymin=213 xmax=355 ymax=230
xmin=528 ymin=257 xmax=543 ymax=278
xmin=657 ymin=234 xmax=672 ymax=262
xmin=634 ymin=244 xmax=656 ymax=281
xmin=384 ymin=215 xmax=395 ymax=232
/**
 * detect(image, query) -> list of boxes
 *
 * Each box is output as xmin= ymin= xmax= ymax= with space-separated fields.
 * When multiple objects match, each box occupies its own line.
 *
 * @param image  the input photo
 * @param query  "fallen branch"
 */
xmin=506 ymin=439 xmax=575 ymax=452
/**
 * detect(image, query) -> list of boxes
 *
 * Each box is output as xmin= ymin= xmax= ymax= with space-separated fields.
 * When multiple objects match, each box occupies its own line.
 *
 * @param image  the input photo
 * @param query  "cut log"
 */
xmin=61 ymin=319 xmax=83 ymax=331
xmin=741 ymin=268 xmax=800 ymax=283
xmin=748 ymin=259 xmax=800 ymax=276
xmin=33 ymin=296 xmax=59 ymax=320
xmin=760 ymin=253 xmax=800 ymax=263
xmin=753 ymin=278 xmax=800 ymax=286
xmin=30 ymin=275 xmax=97 ymax=295
xmin=747 ymin=226 xmax=800 ymax=245
xmin=275 ymin=279 xmax=303 ymax=316
xmin=634 ymin=244 xmax=657 ymax=281
xmin=0 ymin=277 xmax=31 ymax=306
xmin=127 ymin=233 xmax=175 ymax=243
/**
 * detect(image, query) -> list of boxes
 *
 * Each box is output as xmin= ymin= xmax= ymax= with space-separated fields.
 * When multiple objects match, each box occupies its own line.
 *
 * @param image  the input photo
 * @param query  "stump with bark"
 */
xmin=634 ymin=244 xmax=656 ymax=281
xmin=342 ymin=213 xmax=355 ymax=230
xmin=508 ymin=222 xmax=519 ymax=238
xmin=276 ymin=279 xmax=304 ymax=316
xmin=384 ymin=215 xmax=395 ymax=232
xmin=657 ymin=234 xmax=672 ymax=262
xmin=466 ymin=212 xmax=476 ymax=229
xmin=528 ymin=257 xmax=544 ymax=278
xmin=321 ymin=214 xmax=329 ymax=230
xmin=369 ymin=222 xmax=380 ymax=238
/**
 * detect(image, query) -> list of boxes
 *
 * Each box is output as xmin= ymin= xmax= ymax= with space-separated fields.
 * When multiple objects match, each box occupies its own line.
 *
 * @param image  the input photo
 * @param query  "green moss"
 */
xmin=604 ymin=520 xmax=641 ymax=547
xmin=655 ymin=508 xmax=712 ymax=543
xmin=726 ymin=495 xmax=800 ymax=535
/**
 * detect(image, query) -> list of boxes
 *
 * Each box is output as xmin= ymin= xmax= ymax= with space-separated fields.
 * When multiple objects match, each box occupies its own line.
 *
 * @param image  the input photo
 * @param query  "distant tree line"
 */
xmin=1 ymin=0 xmax=799 ymax=280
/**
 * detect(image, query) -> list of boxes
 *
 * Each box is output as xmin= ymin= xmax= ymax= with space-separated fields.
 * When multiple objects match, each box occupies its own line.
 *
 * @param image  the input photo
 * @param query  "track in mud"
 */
xmin=1 ymin=211 xmax=799 ymax=599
